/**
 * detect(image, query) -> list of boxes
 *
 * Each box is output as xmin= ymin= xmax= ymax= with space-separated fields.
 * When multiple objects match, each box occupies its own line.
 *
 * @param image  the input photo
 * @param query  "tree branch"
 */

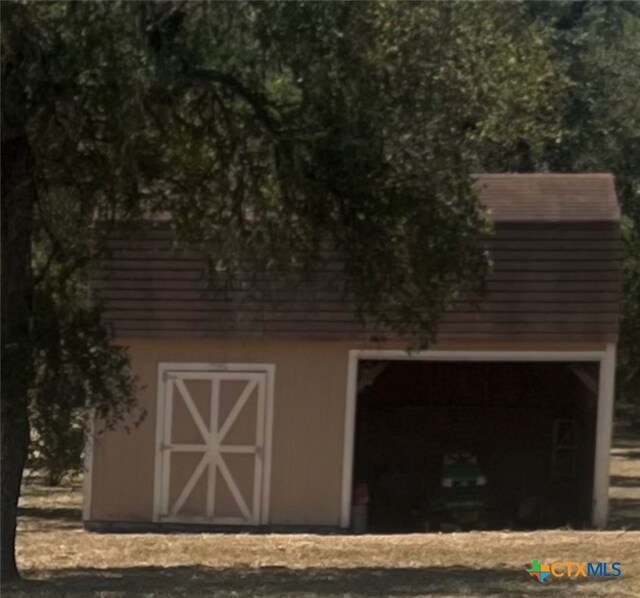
xmin=178 ymin=68 xmax=281 ymax=138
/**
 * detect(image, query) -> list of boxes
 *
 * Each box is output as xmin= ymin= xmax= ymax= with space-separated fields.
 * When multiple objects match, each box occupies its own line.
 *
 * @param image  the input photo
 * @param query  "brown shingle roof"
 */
xmin=92 ymin=172 xmax=622 ymax=342
xmin=476 ymin=173 xmax=620 ymax=223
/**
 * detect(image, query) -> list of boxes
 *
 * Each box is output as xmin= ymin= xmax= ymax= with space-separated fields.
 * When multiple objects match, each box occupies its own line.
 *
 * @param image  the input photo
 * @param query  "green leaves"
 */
xmin=1 ymin=1 xmax=582 ymax=453
xmin=3 ymin=1 xmax=572 ymax=352
xmin=29 ymin=270 xmax=142 ymax=482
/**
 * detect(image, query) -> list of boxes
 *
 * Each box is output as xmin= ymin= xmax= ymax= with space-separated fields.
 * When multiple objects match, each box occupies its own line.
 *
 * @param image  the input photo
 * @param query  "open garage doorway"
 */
xmin=349 ymin=358 xmax=600 ymax=533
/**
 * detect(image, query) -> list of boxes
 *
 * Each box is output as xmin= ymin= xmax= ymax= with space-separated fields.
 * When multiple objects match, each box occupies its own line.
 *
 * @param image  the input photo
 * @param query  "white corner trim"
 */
xmin=339 ymin=347 xmax=611 ymax=531
xmin=340 ymin=351 xmax=360 ymax=528
xmin=592 ymin=343 xmax=617 ymax=528
xmin=82 ymin=410 xmax=96 ymax=521
xmin=153 ymin=362 xmax=276 ymax=525
xmin=261 ymin=364 xmax=276 ymax=525
xmin=152 ymin=364 xmax=167 ymax=522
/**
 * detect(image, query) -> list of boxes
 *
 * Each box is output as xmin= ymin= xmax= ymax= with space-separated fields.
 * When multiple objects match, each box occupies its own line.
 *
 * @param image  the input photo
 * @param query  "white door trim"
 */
xmin=340 ymin=347 xmax=615 ymax=529
xmin=153 ymin=362 xmax=275 ymax=525
xmin=82 ymin=409 xmax=96 ymax=521
xmin=593 ymin=344 xmax=617 ymax=528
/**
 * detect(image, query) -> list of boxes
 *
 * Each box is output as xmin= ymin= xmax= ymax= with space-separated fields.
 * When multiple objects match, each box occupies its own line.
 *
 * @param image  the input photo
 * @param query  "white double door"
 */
xmin=157 ymin=369 xmax=268 ymax=525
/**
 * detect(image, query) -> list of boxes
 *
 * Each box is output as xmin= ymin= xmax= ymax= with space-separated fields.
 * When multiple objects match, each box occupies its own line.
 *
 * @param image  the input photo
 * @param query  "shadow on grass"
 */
xmin=612 ymin=423 xmax=640 ymax=447
xmin=19 ymin=480 xmax=83 ymax=499
xmin=613 ymin=449 xmax=640 ymax=460
xmin=17 ymin=506 xmax=82 ymax=521
xmin=610 ymin=475 xmax=640 ymax=488
xmin=608 ymin=498 xmax=640 ymax=530
xmin=2 ymin=565 xmax=619 ymax=597
xmin=17 ymin=506 xmax=82 ymax=532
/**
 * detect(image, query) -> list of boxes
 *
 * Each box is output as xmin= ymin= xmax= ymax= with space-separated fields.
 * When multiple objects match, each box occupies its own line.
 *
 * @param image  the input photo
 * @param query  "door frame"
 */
xmin=340 ymin=346 xmax=616 ymax=530
xmin=153 ymin=362 xmax=276 ymax=525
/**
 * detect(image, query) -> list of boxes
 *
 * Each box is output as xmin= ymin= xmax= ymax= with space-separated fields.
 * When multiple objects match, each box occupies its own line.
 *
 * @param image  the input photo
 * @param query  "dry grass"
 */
xmin=4 ymin=432 xmax=640 ymax=597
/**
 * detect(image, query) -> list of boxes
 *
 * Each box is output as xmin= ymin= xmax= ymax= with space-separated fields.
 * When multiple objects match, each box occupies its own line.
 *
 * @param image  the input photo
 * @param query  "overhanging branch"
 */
xmin=178 ymin=68 xmax=281 ymax=138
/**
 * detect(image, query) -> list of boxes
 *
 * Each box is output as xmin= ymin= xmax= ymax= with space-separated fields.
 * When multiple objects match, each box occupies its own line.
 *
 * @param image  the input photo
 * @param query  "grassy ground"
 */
xmin=4 ymin=430 xmax=640 ymax=597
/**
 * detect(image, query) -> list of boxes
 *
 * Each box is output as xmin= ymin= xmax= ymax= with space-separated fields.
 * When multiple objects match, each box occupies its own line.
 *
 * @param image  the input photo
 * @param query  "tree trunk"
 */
xmin=1 ymin=132 xmax=35 ymax=582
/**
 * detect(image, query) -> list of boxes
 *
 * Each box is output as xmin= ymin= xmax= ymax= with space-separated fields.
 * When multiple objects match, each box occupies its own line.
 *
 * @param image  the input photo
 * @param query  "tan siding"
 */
xmin=91 ymin=339 xmax=353 ymax=525
xmin=89 ymin=351 xmax=157 ymax=521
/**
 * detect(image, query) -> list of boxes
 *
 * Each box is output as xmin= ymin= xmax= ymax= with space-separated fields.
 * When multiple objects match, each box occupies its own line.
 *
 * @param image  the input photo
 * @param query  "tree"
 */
xmin=2 ymin=1 xmax=151 ymax=578
xmin=28 ymin=269 xmax=141 ymax=487
xmin=1 ymin=1 xmax=565 ymax=579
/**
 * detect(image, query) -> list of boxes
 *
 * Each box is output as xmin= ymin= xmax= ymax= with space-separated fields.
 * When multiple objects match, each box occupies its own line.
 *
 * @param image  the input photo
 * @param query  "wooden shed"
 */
xmin=85 ymin=173 xmax=621 ymax=532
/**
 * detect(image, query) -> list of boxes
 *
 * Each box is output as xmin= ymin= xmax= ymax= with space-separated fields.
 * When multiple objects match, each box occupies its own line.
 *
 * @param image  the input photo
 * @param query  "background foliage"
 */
xmin=521 ymin=0 xmax=640 ymax=407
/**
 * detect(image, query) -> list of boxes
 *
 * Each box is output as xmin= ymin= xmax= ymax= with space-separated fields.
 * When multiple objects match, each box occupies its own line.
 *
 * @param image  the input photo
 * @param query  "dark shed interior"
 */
xmin=352 ymin=360 xmax=598 ymax=532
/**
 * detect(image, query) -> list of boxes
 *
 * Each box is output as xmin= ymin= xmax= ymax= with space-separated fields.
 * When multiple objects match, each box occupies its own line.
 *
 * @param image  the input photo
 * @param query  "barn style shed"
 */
xmin=85 ymin=173 xmax=621 ymax=532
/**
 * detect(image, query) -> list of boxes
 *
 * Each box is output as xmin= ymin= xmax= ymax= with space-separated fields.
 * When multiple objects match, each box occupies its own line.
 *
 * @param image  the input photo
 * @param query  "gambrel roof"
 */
xmin=92 ymin=173 xmax=622 ymax=342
